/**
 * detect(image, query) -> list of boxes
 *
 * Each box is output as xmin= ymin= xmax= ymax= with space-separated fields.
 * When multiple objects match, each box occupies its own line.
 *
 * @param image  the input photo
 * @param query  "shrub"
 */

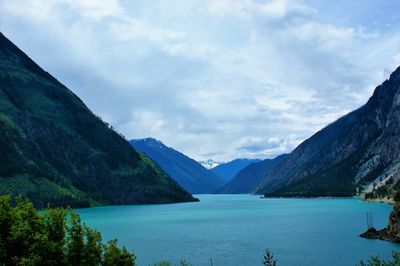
xmin=358 ymin=251 xmax=400 ymax=266
xmin=0 ymin=195 xmax=136 ymax=266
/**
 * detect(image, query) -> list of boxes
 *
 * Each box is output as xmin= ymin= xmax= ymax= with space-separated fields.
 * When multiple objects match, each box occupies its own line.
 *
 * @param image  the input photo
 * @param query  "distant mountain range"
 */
xmin=255 ymin=66 xmax=400 ymax=197
xmin=217 ymin=155 xmax=288 ymax=194
xmin=198 ymin=159 xmax=223 ymax=169
xmin=211 ymin=158 xmax=261 ymax=183
xmin=131 ymin=138 xmax=225 ymax=194
xmin=0 ymin=32 xmax=196 ymax=208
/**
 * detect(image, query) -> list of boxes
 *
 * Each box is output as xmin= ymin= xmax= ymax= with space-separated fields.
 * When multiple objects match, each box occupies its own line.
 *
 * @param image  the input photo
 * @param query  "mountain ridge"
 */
xmin=0 ymin=32 xmax=196 ymax=208
xmin=217 ymin=154 xmax=288 ymax=194
xmin=131 ymin=138 xmax=225 ymax=194
xmin=211 ymin=158 xmax=261 ymax=183
xmin=255 ymin=66 xmax=400 ymax=197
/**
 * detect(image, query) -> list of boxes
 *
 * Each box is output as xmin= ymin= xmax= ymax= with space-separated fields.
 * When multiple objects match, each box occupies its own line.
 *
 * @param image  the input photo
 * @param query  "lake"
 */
xmin=75 ymin=195 xmax=399 ymax=266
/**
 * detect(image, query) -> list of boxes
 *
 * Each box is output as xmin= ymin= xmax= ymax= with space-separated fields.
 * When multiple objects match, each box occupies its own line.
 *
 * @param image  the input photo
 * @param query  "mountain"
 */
xmin=198 ymin=159 xmax=223 ymax=169
xmin=130 ymin=138 xmax=226 ymax=194
xmin=0 ymin=32 xmax=196 ymax=208
xmin=217 ymin=155 xmax=288 ymax=194
xmin=254 ymin=66 xmax=400 ymax=197
xmin=364 ymin=167 xmax=400 ymax=203
xmin=211 ymin=158 xmax=261 ymax=183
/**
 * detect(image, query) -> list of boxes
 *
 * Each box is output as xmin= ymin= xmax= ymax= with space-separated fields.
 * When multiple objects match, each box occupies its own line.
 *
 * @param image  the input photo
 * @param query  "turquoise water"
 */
xmin=76 ymin=195 xmax=399 ymax=266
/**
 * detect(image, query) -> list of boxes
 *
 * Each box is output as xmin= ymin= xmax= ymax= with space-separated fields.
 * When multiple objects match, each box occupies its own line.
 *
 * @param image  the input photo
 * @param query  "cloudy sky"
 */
xmin=1 ymin=0 xmax=399 ymax=162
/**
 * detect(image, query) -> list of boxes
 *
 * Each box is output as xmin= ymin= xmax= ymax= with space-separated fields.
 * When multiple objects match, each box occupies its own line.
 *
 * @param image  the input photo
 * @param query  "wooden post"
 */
xmin=370 ymin=212 xmax=374 ymax=228
xmin=366 ymin=212 xmax=374 ymax=229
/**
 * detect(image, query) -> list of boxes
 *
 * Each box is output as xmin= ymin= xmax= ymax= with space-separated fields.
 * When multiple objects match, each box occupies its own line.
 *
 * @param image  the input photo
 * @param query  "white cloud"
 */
xmin=201 ymin=0 xmax=317 ymax=20
xmin=62 ymin=0 xmax=124 ymax=20
xmin=0 ymin=0 xmax=399 ymax=161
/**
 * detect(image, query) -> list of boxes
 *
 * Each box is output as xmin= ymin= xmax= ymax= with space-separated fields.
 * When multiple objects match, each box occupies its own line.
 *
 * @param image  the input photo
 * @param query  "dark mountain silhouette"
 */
xmin=217 ymin=155 xmax=288 ymax=194
xmin=211 ymin=158 xmax=261 ymax=183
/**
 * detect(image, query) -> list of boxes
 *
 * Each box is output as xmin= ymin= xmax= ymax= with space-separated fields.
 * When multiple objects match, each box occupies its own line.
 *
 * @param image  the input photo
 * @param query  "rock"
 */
xmin=360 ymin=227 xmax=384 ymax=239
xmin=386 ymin=205 xmax=400 ymax=241
xmin=360 ymin=205 xmax=400 ymax=243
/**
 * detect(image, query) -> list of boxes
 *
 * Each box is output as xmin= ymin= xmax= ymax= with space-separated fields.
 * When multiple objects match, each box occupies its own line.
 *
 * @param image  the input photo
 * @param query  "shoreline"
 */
xmin=262 ymin=194 xmax=395 ymax=205
xmin=363 ymin=197 xmax=395 ymax=205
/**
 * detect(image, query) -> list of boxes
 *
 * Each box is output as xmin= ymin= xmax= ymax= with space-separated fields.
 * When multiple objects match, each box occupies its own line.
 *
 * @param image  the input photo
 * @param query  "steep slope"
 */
xmin=364 ymin=167 xmax=400 ymax=203
xmin=130 ymin=138 xmax=225 ymax=194
xmin=211 ymin=158 xmax=261 ymax=183
xmin=217 ymin=155 xmax=288 ymax=194
xmin=0 ymin=32 xmax=196 ymax=208
xmin=255 ymin=66 xmax=400 ymax=197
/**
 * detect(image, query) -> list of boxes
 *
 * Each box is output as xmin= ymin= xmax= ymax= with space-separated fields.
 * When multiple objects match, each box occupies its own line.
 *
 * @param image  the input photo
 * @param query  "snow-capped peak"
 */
xmin=198 ymin=159 xmax=223 ymax=169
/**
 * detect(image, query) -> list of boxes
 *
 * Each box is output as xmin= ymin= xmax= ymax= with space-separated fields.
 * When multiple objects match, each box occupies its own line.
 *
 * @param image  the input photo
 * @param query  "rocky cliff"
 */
xmin=255 ymin=66 xmax=400 ymax=197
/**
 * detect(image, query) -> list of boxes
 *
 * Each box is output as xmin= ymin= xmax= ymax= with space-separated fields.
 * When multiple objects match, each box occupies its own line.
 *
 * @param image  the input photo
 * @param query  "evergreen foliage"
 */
xmin=0 ymin=195 xmax=136 ymax=266
xmin=358 ymin=251 xmax=400 ymax=266
xmin=364 ymin=177 xmax=400 ymax=201
xmin=263 ymin=249 xmax=277 ymax=266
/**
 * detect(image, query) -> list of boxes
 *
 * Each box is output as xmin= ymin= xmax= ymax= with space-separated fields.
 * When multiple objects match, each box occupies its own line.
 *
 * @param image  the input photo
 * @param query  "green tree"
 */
xmin=43 ymin=206 xmax=67 ymax=265
xmin=263 ymin=249 xmax=277 ymax=266
xmin=82 ymin=225 xmax=103 ymax=266
xmin=0 ymin=195 xmax=136 ymax=266
xmin=0 ymin=195 xmax=12 ymax=264
xmin=66 ymin=211 xmax=85 ymax=265
xmin=8 ymin=196 xmax=48 ymax=265
xmin=103 ymin=239 xmax=136 ymax=266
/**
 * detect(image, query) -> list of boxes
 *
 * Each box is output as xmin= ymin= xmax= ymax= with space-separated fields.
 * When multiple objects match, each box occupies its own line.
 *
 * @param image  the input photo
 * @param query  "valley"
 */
xmin=1 ymin=0 xmax=400 ymax=263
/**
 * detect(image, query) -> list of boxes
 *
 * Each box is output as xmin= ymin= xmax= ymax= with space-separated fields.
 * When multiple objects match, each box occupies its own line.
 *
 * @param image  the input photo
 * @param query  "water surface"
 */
xmin=76 ymin=195 xmax=399 ymax=266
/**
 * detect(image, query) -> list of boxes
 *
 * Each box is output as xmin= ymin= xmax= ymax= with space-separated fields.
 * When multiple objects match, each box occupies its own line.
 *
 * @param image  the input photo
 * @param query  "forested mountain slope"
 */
xmin=0 ymin=32 xmax=195 ymax=208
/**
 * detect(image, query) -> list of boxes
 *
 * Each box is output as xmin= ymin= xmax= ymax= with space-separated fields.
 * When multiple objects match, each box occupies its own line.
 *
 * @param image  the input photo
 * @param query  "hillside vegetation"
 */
xmin=0 ymin=32 xmax=195 ymax=208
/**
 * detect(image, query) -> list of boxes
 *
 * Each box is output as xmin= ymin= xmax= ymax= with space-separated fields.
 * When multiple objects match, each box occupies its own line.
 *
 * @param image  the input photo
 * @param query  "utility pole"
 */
xmin=366 ymin=212 xmax=374 ymax=229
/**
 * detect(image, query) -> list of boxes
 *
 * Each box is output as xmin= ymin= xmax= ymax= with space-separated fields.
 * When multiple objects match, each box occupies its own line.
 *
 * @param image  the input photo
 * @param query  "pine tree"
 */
xmin=263 ymin=249 xmax=277 ymax=266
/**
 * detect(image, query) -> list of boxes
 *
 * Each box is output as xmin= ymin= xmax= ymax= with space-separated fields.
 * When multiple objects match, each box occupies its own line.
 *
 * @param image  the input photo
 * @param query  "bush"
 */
xmin=358 ymin=251 xmax=400 ymax=266
xmin=0 ymin=195 xmax=136 ymax=266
